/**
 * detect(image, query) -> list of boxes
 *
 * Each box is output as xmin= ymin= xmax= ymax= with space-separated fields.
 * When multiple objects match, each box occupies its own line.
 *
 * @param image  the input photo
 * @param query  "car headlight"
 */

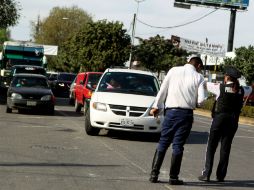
xmin=58 ymin=83 xmax=65 ymax=87
xmin=11 ymin=93 xmax=22 ymax=99
xmin=41 ymin=95 xmax=52 ymax=101
xmin=92 ymin=102 xmax=107 ymax=112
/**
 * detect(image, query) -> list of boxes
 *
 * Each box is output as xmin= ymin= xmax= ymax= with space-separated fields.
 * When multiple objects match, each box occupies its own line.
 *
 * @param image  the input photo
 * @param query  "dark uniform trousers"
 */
xmin=202 ymin=112 xmax=238 ymax=180
xmin=157 ymin=108 xmax=193 ymax=155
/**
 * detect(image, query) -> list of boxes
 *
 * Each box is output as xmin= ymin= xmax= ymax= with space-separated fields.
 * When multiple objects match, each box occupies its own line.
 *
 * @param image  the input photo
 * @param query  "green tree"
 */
xmin=0 ymin=29 xmax=10 ymax=51
xmin=31 ymin=6 xmax=92 ymax=71
xmin=224 ymin=46 xmax=254 ymax=84
xmin=133 ymin=35 xmax=188 ymax=72
xmin=0 ymin=0 xmax=20 ymax=29
xmin=58 ymin=20 xmax=131 ymax=72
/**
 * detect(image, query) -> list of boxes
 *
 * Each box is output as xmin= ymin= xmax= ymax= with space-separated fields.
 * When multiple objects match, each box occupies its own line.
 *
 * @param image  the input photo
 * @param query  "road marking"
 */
xmin=99 ymin=139 xmax=147 ymax=173
xmin=164 ymin=185 xmax=174 ymax=190
xmin=235 ymin=136 xmax=254 ymax=139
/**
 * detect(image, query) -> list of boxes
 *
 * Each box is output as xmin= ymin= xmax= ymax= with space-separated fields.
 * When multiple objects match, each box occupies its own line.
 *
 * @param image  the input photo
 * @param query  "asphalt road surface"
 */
xmin=0 ymin=96 xmax=253 ymax=190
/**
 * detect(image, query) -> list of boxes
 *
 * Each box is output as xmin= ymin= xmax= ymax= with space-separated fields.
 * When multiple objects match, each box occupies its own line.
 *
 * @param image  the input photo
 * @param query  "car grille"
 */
xmin=109 ymin=104 xmax=148 ymax=117
xmin=22 ymin=94 xmax=43 ymax=100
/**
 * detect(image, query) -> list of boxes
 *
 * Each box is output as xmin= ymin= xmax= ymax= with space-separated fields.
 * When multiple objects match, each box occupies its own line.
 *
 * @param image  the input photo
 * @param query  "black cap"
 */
xmin=224 ymin=66 xmax=241 ymax=79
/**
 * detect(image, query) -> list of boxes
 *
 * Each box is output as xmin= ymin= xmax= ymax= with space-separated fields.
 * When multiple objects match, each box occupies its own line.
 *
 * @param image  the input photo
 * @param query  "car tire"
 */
xmin=6 ymin=106 xmax=12 ymax=113
xmin=69 ymin=98 xmax=74 ymax=105
xmin=48 ymin=106 xmax=55 ymax=115
xmin=75 ymin=99 xmax=82 ymax=113
xmin=85 ymin=109 xmax=100 ymax=136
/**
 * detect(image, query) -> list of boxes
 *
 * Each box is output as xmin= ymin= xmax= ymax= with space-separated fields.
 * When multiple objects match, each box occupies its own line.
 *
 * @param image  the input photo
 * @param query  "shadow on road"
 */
xmin=185 ymin=180 xmax=254 ymax=188
xmin=0 ymin=162 xmax=122 ymax=168
xmin=101 ymin=130 xmax=160 ymax=142
xmin=99 ymin=130 xmax=209 ymax=144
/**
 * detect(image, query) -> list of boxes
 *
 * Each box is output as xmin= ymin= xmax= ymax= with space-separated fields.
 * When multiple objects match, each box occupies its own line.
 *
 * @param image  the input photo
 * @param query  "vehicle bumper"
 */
xmin=7 ymin=98 xmax=54 ymax=110
xmin=90 ymin=109 xmax=163 ymax=133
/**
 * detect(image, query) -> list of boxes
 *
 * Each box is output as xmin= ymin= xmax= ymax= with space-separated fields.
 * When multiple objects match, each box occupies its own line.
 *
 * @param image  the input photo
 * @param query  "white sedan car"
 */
xmin=84 ymin=68 xmax=163 ymax=136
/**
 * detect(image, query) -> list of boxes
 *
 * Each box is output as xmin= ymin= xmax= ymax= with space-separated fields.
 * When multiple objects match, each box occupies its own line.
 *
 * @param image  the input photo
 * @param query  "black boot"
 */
xmin=149 ymin=150 xmax=166 ymax=183
xmin=169 ymin=153 xmax=184 ymax=185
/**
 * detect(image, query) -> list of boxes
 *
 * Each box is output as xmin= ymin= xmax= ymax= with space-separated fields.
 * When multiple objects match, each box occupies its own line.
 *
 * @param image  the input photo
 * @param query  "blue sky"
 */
xmin=10 ymin=0 xmax=254 ymax=51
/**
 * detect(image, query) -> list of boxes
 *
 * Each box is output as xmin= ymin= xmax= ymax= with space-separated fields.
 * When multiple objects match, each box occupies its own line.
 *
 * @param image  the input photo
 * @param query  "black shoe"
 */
xmin=149 ymin=175 xmax=158 ymax=183
xmin=198 ymin=175 xmax=210 ymax=182
xmin=169 ymin=178 xmax=184 ymax=185
xmin=216 ymin=178 xmax=224 ymax=182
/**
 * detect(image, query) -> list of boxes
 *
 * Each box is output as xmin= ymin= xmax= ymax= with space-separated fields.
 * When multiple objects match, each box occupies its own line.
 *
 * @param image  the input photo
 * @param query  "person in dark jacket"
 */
xmin=198 ymin=66 xmax=253 ymax=182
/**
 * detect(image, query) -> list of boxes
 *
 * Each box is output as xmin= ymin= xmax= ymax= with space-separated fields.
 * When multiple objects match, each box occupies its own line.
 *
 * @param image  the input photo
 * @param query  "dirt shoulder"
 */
xmin=194 ymin=108 xmax=254 ymax=126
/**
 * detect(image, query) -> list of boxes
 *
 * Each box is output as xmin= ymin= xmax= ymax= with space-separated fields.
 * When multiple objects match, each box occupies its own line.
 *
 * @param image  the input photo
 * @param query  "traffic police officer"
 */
xmin=198 ymin=66 xmax=253 ymax=182
xmin=149 ymin=54 xmax=206 ymax=185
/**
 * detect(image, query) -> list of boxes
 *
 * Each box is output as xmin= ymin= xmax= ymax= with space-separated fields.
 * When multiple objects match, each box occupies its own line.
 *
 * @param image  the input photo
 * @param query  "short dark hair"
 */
xmin=190 ymin=57 xmax=203 ymax=68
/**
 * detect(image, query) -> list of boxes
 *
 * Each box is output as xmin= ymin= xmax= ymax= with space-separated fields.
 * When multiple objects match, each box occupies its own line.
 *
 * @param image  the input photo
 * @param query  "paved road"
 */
xmin=0 ymin=96 xmax=253 ymax=190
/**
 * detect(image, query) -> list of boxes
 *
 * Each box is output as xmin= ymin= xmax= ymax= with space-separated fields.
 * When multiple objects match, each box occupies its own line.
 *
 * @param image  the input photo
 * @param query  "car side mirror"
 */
xmin=87 ymin=83 xmax=92 ymax=89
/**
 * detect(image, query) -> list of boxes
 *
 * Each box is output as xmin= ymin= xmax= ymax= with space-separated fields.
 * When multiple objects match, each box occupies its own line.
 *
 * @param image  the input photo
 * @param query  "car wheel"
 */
xmin=6 ymin=106 xmax=12 ymax=113
xmin=75 ymin=99 xmax=82 ymax=113
xmin=83 ymin=100 xmax=88 ymax=115
xmin=48 ymin=106 xmax=55 ymax=115
xmin=85 ymin=109 xmax=100 ymax=136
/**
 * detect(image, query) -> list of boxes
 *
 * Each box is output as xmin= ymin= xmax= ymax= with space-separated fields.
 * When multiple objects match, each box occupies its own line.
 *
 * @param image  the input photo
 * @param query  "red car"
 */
xmin=74 ymin=72 xmax=102 ymax=112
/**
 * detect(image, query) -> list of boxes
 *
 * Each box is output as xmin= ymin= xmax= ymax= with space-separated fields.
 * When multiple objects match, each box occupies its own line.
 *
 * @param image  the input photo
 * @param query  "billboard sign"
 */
xmin=174 ymin=0 xmax=249 ymax=10
xmin=171 ymin=35 xmax=226 ymax=57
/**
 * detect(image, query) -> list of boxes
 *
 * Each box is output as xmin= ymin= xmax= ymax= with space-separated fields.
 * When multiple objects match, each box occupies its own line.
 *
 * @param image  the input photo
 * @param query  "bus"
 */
xmin=0 ymin=41 xmax=47 ymax=89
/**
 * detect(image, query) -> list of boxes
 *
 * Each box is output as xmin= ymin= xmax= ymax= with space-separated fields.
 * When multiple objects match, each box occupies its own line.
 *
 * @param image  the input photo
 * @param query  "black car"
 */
xmin=49 ymin=72 xmax=76 ymax=97
xmin=6 ymin=74 xmax=55 ymax=114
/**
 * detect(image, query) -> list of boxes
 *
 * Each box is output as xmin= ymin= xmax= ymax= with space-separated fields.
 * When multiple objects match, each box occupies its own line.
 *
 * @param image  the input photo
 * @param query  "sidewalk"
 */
xmin=194 ymin=108 xmax=254 ymax=126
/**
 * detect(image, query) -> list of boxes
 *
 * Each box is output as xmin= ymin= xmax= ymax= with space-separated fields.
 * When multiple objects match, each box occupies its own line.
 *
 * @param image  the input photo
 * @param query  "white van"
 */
xmin=84 ymin=68 xmax=163 ymax=136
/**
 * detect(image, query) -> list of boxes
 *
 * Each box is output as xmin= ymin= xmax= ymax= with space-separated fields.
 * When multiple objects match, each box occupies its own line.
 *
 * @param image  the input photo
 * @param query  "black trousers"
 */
xmin=202 ymin=113 xmax=238 ymax=180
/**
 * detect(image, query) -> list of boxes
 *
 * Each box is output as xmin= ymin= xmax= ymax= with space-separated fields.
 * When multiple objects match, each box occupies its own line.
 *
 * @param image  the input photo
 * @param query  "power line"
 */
xmin=136 ymin=9 xmax=218 ymax=29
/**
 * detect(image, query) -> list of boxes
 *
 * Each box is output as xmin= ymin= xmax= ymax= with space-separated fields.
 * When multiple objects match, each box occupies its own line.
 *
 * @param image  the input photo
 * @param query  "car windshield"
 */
xmin=97 ymin=72 xmax=159 ymax=96
xmin=12 ymin=76 xmax=49 ymax=88
xmin=86 ymin=74 xmax=102 ymax=89
xmin=58 ymin=73 xmax=76 ymax=81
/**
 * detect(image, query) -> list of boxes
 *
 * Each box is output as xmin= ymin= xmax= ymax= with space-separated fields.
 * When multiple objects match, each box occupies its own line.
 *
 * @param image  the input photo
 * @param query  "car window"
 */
xmin=58 ymin=73 xmax=76 ymax=81
xmin=12 ymin=77 xmax=49 ymax=88
xmin=86 ymin=74 xmax=102 ymax=89
xmin=98 ymin=72 xmax=159 ymax=96
xmin=48 ymin=74 xmax=58 ymax=81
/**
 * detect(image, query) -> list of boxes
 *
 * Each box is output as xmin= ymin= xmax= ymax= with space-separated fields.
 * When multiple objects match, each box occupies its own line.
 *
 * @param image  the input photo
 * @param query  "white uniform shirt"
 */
xmin=153 ymin=64 xmax=206 ymax=110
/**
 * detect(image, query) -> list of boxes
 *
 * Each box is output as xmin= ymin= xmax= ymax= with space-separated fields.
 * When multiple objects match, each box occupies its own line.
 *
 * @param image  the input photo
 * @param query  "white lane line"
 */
xmin=235 ymin=136 xmax=254 ymax=139
xmin=99 ymin=139 xmax=147 ymax=174
xmin=195 ymin=119 xmax=254 ymax=134
xmin=164 ymin=185 xmax=174 ymax=190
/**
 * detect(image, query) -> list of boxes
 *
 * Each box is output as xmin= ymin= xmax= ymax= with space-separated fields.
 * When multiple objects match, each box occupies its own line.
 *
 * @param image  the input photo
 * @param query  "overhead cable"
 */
xmin=136 ymin=9 xmax=218 ymax=29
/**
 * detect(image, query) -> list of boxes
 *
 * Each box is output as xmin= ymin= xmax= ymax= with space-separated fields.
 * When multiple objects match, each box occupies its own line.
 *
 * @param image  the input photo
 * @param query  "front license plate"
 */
xmin=120 ymin=118 xmax=134 ymax=127
xmin=27 ymin=101 xmax=37 ymax=106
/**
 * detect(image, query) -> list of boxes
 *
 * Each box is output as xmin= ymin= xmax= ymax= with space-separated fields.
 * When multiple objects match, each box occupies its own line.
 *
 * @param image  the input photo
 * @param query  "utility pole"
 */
xmin=128 ymin=13 xmax=136 ymax=69
xmin=227 ymin=9 xmax=236 ymax=52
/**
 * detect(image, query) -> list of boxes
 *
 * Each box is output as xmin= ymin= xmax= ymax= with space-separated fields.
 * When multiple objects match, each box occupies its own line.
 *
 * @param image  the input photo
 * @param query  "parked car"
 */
xmin=84 ymin=68 xmax=163 ymax=136
xmin=74 ymin=72 xmax=103 ymax=112
xmin=6 ymin=74 xmax=55 ymax=114
xmin=49 ymin=72 xmax=76 ymax=97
